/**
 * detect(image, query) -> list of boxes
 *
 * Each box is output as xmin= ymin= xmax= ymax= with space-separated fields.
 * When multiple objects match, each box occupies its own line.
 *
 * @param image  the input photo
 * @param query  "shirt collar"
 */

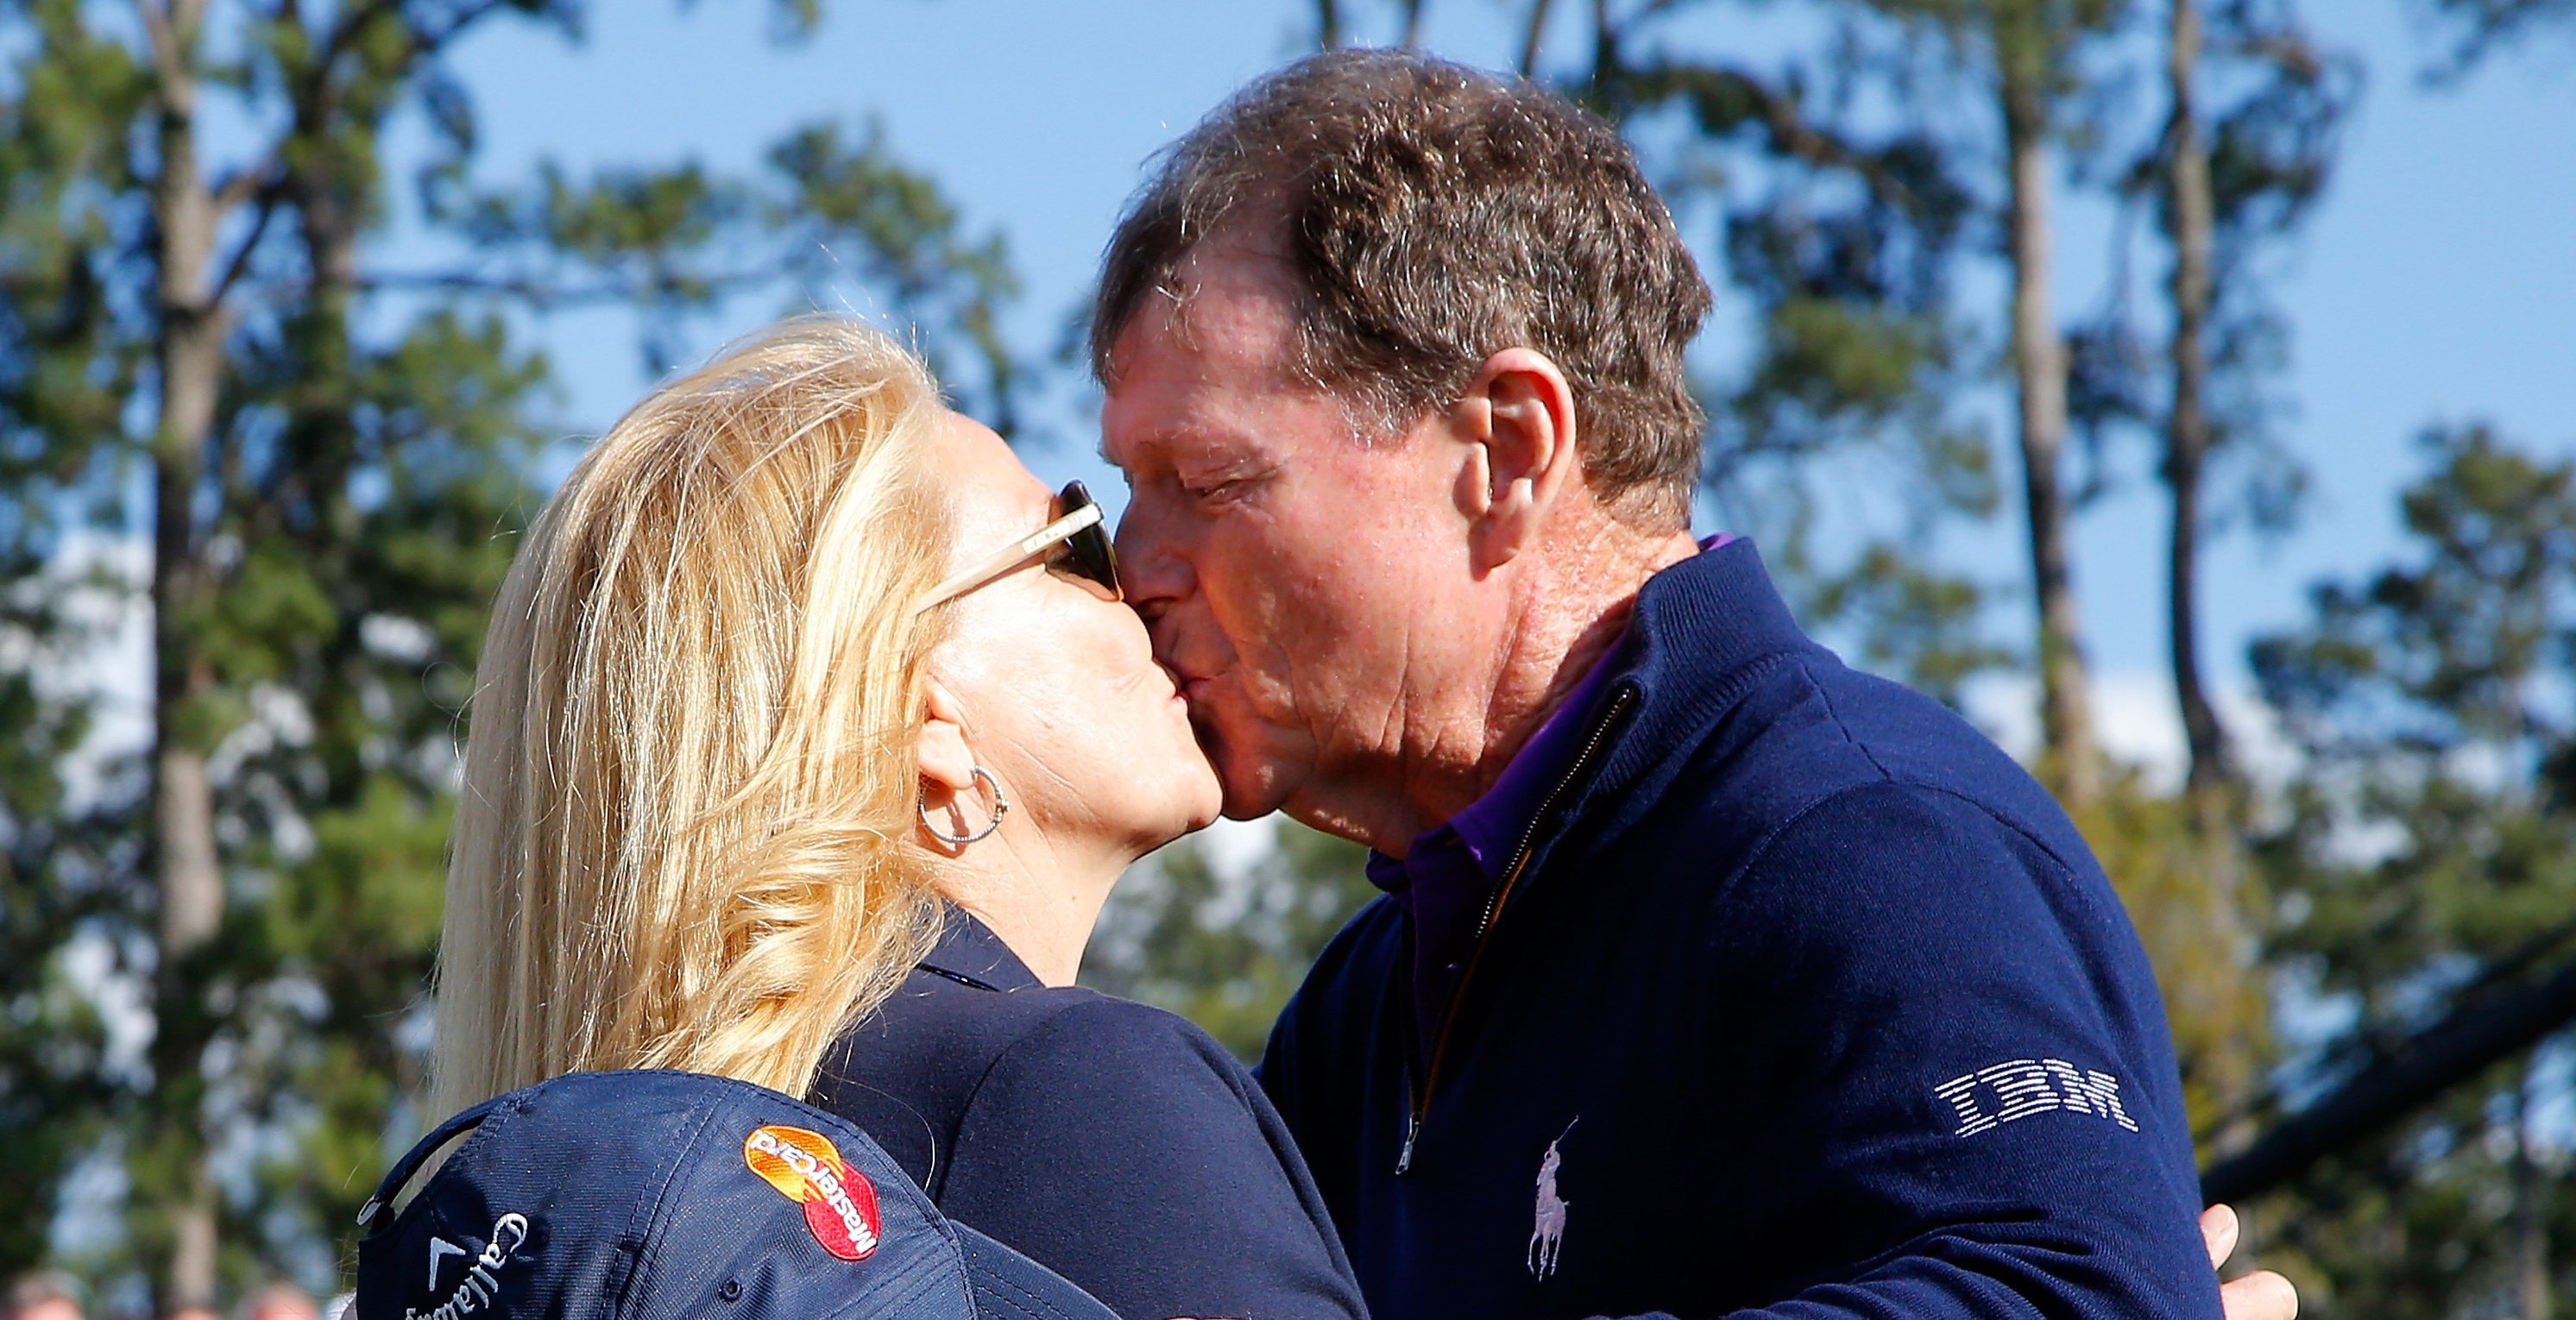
xmin=1368 ymin=531 xmax=1735 ymax=890
xmin=916 ymin=906 xmax=1041 ymax=992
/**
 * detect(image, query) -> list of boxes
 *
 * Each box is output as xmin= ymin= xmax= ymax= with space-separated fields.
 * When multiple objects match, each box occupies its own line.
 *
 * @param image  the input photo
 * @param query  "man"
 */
xmin=3 ymin=1273 xmax=82 ymax=1320
xmin=1096 ymin=48 xmax=2294 ymax=1320
xmin=242 ymin=1285 xmax=318 ymax=1320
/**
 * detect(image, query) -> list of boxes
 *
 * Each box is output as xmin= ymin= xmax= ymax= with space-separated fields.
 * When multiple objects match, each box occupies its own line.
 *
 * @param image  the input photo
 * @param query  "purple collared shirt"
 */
xmin=1364 ymin=534 xmax=1733 ymax=1064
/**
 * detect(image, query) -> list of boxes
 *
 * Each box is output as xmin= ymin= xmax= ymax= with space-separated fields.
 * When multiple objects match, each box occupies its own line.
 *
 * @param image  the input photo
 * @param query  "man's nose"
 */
xmin=1113 ymin=494 xmax=1193 ymax=625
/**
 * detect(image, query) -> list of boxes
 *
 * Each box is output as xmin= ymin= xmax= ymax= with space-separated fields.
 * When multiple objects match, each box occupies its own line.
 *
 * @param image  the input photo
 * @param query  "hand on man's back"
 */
xmin=2205 ymin=1205 xmax=2297 ymax=1320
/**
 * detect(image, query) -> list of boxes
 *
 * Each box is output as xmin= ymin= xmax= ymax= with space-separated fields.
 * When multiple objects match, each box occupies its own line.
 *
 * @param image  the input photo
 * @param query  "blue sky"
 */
xmin=400 ymin=0 xmax=2576 ymax=769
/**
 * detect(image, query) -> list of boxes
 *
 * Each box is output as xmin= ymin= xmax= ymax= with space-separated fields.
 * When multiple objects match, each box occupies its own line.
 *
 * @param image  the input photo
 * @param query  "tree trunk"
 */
xmin=1999 ymin=42 xmax=2099 ymax=809
xmin=139 ymin=2 xmax=227 ymax=1310
xmin=287 ymin=89 xmax=368 ymax=757
xmin=2513 ymin=1063 xmax=2554 ymax=1320
xmin=1519 ymin=0 xmax=1558 ymax=75
xmin=2164 ymin=0 xmax=2229 ymax=801
xmin=2160 ymin=0 xmax=2263 ymax=1139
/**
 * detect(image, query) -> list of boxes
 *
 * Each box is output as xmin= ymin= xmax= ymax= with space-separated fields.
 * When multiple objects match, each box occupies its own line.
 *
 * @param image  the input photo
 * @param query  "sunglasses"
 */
xmin=916 ymin=480 xmax=1121 ymax=613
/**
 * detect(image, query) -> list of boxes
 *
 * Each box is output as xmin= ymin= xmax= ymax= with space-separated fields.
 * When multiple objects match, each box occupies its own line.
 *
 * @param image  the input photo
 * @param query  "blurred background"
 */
xmin=1 ymin=1 xmax=2572 ymax=1317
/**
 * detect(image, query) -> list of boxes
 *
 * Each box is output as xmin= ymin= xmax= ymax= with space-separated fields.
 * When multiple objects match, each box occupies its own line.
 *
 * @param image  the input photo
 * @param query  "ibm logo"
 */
xmin=1937 ymin=1059 xmax=2138 ymax=1138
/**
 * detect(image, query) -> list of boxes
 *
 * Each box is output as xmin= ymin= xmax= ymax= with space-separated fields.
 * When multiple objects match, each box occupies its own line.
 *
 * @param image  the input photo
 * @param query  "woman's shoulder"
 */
xmin=844 ymin=974 xmax=1264 ymax=1135
xmin=807 ymin=922 xmax=1264 ymax=1188
xmin=813 ymin=951 xmax=1364 ymax=1320
xmin=839 ymin=933 xmax=1250 ymax=1076
xmin=931 ymin=987 xmax=1364 ymax=1320
xmin=986 ymin=988 xmax=1254 ymax=1089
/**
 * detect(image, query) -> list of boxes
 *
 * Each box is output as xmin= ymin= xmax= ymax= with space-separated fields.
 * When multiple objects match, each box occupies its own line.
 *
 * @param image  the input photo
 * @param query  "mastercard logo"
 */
xmin=744 ymin=1125 xmax=883 ymax=1261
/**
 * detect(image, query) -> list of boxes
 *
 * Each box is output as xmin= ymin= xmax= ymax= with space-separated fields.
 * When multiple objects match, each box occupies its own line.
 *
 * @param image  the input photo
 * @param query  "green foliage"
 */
xmin=0 ymin=2 xmax=2564 ymax=1313
xmin=2245 ymin=1067 xmax=2571 ymax=1318
xmin=2419 ymin=0 xmax=2576 ymax=79
xmin=2071 ymin=2 xmax=2350 ymax=537
xmin=1570 ymin=5 xmax=2011 ymax=705
xmin=0 ymin=1 xmax=1022 ymax=1306
xmin=1811 ymin=544 xmax=2015 ymax=708
xmin=0 ymin=3 xmax=155 ymax=1286
xmin=438 ymin=114 xmax=1021 ymax=424
xmin=2063 ymin=773 xmax=2270 ymax=1136
xmin=2253 ymin=427 xmax=2576 ymax=1003
xmin=2247 ymin=425 xmax=2576 ymax=1317
xmin=0 ymin=994 xmax=104 ymax=1279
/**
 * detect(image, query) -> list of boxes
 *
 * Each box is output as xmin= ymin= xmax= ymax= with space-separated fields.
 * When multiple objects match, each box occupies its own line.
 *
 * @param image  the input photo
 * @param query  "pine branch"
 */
xmin=2202 ymin=955 xmax=2576 ymax=1204
xmin=1519 ymin=0 xmax=1556 ymax=75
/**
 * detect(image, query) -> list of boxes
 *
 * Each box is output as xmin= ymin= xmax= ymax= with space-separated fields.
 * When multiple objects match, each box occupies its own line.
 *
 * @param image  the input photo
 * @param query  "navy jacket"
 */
xmin=1259 ymin=541 xmax=2220 ymax=1320
xmin=813 ymin=912 xmax=1368 ymax=1320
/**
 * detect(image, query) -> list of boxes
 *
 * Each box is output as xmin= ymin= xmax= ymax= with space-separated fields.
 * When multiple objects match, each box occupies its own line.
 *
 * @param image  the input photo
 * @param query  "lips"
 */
xmin=1165 ymin=665 xmax=1223 ymax=712
xmin=1155 ymin=652 xmax=1208 ymax=698
xmin=1145 ymin=619 xmax=1228 ymax=710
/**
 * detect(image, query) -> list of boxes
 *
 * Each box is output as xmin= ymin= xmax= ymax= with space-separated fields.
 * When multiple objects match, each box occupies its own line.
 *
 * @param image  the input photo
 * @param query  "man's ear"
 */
xmin=1452 ymin=348 xmax=1579 ymax=574
xmin=916 ymin=679 xmax=977 ymax=806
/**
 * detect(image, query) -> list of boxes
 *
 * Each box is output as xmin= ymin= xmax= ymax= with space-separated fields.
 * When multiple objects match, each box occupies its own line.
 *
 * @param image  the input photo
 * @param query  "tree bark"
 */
xmin=137 ymin=0 xmax=227 ymax=1311
xmin=1999 ymin=34 xmax=2100 ymax=809
xmin=2513 ymin=1064 xmax=2553 ymax=1320
xmin=2164 ymin=0 xmax=2230 ymax=801
xmin=2158 ymin=0 xmax=2265 ymax=1141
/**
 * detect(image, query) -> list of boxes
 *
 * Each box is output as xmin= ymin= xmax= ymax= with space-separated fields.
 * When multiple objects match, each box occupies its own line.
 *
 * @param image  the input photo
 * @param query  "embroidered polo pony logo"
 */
xmin=1527 ymin=1118 xmax=1578 ymax=1280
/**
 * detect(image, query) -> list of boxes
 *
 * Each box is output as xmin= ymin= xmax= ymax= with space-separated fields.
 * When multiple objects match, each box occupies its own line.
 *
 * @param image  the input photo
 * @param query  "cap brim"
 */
xmin=954 ymin=1226 xmax=1121 ymax=1320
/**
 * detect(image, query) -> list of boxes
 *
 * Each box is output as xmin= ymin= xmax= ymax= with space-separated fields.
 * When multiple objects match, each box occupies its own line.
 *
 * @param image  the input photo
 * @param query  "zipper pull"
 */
xmin=1397 ymin=1112 xmax=1421 ymax=1175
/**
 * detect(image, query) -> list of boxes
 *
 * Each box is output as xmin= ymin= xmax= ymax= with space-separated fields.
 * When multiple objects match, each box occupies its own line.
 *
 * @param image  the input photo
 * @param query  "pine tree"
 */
xmin=2246 ymin=425 xmax=2576 ymax=1317
xmin=0 ymin=1 xmax=1019 ymax=1302
xmin=2420 ymin=0 xmax=2576 ymax=79
xmin=1578 ymin=0 xmax=2008 ymax=707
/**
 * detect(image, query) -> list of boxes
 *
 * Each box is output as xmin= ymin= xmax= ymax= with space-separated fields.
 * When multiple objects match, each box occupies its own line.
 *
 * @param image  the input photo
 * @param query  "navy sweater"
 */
xmin=1258 ymin=540 xmax=2220 ymax=1320
xmin=812 ymin=913 xmax=1368 ymax=1320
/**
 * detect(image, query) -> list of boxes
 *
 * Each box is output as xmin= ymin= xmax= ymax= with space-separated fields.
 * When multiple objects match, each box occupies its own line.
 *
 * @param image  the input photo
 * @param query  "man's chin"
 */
xmin=1187 ymin=706 xmax=1306 ymax=821
xmin=1218 ymin=776 xmax=1292 ymax=821
xmin=1208 ymin=739 xmax=1298 ymax=820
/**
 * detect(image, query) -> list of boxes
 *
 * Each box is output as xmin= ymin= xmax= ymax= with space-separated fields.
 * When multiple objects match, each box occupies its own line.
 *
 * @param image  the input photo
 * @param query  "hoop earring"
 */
xmin=919 ymin=765 xmax=1007 ymax=847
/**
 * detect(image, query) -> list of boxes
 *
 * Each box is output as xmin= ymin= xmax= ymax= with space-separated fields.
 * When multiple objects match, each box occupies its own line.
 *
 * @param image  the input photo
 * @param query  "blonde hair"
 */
xmin=430 ymin=316 xmax=954 ymax=1117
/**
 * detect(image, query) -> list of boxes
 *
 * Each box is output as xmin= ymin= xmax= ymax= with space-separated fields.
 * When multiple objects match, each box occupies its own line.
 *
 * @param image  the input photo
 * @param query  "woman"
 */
xmin=431 ymin=316 xmax=1365 ymax=1320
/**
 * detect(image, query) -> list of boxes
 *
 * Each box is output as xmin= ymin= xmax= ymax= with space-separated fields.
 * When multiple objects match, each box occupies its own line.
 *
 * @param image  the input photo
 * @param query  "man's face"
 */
xmin=1101 ymin=238 xmax=1470 ymax=823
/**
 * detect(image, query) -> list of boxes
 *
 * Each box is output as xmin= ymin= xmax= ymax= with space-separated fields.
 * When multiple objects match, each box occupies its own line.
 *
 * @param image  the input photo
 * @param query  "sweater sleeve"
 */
xmin=935 ymin=993 xmax=1369 ymax=1320
xmin=1666 ymin=782 xmax=2224 ymax=1320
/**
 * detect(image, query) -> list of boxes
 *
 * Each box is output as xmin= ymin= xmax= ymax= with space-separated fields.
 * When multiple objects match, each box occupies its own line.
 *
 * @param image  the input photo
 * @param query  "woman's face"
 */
xmin=922 ymin=410 xmax=1222 ymax=857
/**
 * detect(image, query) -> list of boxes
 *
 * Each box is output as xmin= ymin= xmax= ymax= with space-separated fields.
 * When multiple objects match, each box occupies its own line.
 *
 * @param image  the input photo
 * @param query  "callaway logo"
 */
xmin=425 ymin=1239 xmax=467 ymax=1291
xmin=406 ymin=1213 xmax=530 ymax=1320
xmin=744 ymin=1125 xmax=883 ymax=1261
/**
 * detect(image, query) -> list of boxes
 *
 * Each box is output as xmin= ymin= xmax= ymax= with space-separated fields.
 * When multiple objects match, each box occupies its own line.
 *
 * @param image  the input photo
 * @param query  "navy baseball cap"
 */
xmin=353 ymin=1070 xmax=1116 ymax=1320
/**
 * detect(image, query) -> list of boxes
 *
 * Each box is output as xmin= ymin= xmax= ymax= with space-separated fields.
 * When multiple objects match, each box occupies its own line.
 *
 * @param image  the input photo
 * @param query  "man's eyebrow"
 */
xmin=1099 ymin=428 xmax=1194 ymax=468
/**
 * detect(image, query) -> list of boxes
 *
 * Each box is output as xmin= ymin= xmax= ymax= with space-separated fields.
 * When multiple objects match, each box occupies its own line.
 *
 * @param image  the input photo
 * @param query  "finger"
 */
xmin=2200 ymin=1203 xmax=2241 ymax=1268
xmin=2220 ymin=1270 xmax=2297 ymax=1320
